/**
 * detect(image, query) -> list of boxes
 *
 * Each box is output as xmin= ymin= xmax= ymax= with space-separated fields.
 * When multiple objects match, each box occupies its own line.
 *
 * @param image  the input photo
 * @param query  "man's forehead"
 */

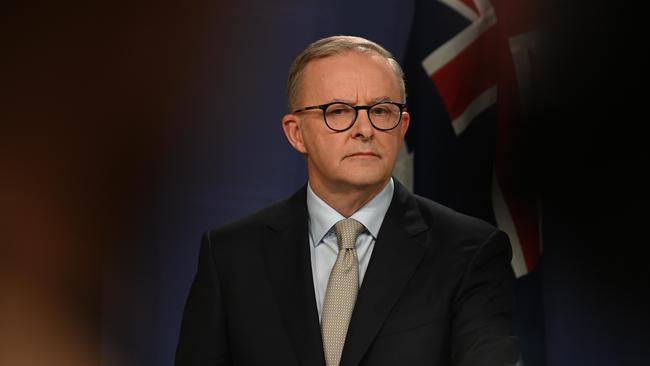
xmin=290 ymin=50 xmax=404 ymax=110
xmin=301 ymin=53 xmax=399 ymax=93
xmin=303 ymin=52 xmax=397 ymax=87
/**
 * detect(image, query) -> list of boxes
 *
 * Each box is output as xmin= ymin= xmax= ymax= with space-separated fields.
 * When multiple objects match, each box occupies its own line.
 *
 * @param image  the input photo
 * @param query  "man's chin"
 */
xmin=338 ymin=173 xmax=390 ymax=191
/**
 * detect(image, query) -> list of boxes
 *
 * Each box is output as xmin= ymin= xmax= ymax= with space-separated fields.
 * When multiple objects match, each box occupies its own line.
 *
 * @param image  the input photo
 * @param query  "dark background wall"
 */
xmin=2 ymin=1 xmax=647 ymax=365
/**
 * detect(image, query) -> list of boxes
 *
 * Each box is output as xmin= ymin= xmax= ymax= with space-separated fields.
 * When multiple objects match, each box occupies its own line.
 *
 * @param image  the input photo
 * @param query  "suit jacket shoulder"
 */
xmin=413 ymin=193 xmax=498 ymax=236
xmin=386 ymin=180 xmax=507 ymax=264
xmin=204 ymin=185 xmax=308 ymax=252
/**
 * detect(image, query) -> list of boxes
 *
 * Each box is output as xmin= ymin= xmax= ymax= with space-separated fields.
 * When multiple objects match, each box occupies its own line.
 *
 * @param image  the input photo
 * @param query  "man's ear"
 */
xmin=282 ymin=113 xmax=308 ymax=154
xmin=399 ymin=111 xmax=410 ymax=138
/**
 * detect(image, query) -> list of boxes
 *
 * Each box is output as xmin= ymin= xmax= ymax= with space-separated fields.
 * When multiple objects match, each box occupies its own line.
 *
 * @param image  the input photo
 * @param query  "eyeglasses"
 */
xmin=292 ymin=101 xmax=407 ymax=132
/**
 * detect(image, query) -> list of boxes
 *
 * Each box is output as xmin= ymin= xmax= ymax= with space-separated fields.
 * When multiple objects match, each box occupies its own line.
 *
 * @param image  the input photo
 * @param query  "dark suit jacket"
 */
xmin=175 ymin=181 xmax=518 ymax=366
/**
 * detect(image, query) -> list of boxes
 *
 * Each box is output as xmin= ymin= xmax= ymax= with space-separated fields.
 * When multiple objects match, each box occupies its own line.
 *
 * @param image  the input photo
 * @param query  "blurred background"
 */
xmin=2 ymin=0 xmax=648 ymax=365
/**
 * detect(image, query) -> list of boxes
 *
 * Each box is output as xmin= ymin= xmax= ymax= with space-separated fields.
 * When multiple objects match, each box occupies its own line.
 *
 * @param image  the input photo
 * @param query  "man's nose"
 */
xmin=351 ymin=110 xmax=374 ymax=139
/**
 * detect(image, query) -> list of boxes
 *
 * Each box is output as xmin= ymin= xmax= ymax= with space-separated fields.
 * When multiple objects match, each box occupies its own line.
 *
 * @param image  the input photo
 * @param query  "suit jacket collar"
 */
xmin=263 ymin=180 xmax=429 ymax=366
xmin=262 ymin=185 xmax=325 ymax=366
xmin=340 ymin=179 xmax=429 ymax=365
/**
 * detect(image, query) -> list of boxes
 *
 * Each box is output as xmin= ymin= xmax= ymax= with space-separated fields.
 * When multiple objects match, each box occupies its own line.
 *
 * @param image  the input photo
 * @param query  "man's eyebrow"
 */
xmin=329 ymin=97 xmax=393 ymax=104
xmin=372 ymin=96 xmax=392 ymax=103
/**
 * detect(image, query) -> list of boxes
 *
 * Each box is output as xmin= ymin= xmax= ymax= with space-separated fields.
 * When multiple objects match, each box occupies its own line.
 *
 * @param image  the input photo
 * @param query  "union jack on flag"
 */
xmin=398 ymin=0 xmax=544 ymax=278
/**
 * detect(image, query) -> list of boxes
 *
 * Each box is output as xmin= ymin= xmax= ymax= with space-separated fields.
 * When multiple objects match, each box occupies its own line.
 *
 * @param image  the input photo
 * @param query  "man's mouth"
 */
xmin=345 ymin=152 xmax=380 ymax=158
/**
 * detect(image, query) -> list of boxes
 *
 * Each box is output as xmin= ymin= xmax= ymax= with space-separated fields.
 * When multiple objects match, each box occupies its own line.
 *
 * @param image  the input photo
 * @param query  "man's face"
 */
xmin=282 ymin=51 xmax=409 ymax=194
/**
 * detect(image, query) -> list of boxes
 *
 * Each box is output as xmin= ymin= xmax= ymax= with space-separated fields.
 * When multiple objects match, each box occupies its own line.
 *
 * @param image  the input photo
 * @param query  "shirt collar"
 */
xmin=306 ymin=178 xmax=394 ymax=247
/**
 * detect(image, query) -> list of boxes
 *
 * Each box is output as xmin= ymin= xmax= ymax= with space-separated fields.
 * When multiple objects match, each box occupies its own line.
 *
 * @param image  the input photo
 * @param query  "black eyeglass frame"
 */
xmin=292 ymin=101 xmax=407 ymax=132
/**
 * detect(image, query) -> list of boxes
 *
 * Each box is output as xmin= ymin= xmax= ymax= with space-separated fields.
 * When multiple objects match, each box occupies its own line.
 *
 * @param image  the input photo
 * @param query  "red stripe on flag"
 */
xmin=430 ymin=26 xmax=498 ymax=121
xmin=460 ymin=0 xmax=479 ymax=14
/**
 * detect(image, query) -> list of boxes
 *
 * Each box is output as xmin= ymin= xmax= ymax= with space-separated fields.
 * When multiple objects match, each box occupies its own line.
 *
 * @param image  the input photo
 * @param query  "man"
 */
xmin=176 ymin=35 xmax=518 ymax=366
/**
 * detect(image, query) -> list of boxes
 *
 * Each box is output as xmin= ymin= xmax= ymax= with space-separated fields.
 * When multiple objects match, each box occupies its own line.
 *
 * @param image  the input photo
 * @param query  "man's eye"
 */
xmin=371 ymin=107 xmax=389 ymax=115
xmin=327 ymin=106 xmax=353 ymax=116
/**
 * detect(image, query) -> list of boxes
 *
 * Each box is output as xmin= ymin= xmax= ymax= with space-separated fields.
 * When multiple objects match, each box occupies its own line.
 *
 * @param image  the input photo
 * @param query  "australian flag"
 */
xmin=395 ymin=0 xmax=546 ymax=365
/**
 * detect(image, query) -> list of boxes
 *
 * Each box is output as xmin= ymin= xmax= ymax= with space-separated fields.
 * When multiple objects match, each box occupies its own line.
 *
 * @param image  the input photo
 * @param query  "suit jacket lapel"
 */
xmin=340 ymin=181 xmax=429 ymax=366
xmin=260 ymin=186 xmax=325 ymax=366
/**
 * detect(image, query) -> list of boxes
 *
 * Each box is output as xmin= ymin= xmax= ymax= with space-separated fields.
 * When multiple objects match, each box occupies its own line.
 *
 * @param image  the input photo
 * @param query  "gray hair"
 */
xmin=286 ymin=35 xmax=406 ymax=111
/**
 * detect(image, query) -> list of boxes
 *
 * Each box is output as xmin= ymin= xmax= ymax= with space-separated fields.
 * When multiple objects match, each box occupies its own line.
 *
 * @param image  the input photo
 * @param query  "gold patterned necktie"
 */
xmin=321 ymin=218 xmax=365 ymax=366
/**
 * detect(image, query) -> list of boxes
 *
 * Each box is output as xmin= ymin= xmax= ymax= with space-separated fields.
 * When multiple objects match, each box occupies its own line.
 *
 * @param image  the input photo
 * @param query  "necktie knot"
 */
xmin=334 ymin=218 xmax=365 ymax=250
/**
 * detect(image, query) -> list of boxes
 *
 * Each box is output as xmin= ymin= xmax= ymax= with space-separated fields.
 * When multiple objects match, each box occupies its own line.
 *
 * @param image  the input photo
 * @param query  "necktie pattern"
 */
xmin=321 ymin=218 xmax=365 ymax=366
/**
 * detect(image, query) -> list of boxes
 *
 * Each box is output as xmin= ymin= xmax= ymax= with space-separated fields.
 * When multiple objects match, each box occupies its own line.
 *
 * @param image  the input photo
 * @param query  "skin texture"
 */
xmin=282 ymin=51 xmax=410 ymax=217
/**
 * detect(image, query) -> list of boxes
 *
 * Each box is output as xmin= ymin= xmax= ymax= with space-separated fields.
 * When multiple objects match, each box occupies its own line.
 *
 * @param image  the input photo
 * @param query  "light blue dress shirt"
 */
xmin=306 ymin=178 xmax=394 ymax=320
